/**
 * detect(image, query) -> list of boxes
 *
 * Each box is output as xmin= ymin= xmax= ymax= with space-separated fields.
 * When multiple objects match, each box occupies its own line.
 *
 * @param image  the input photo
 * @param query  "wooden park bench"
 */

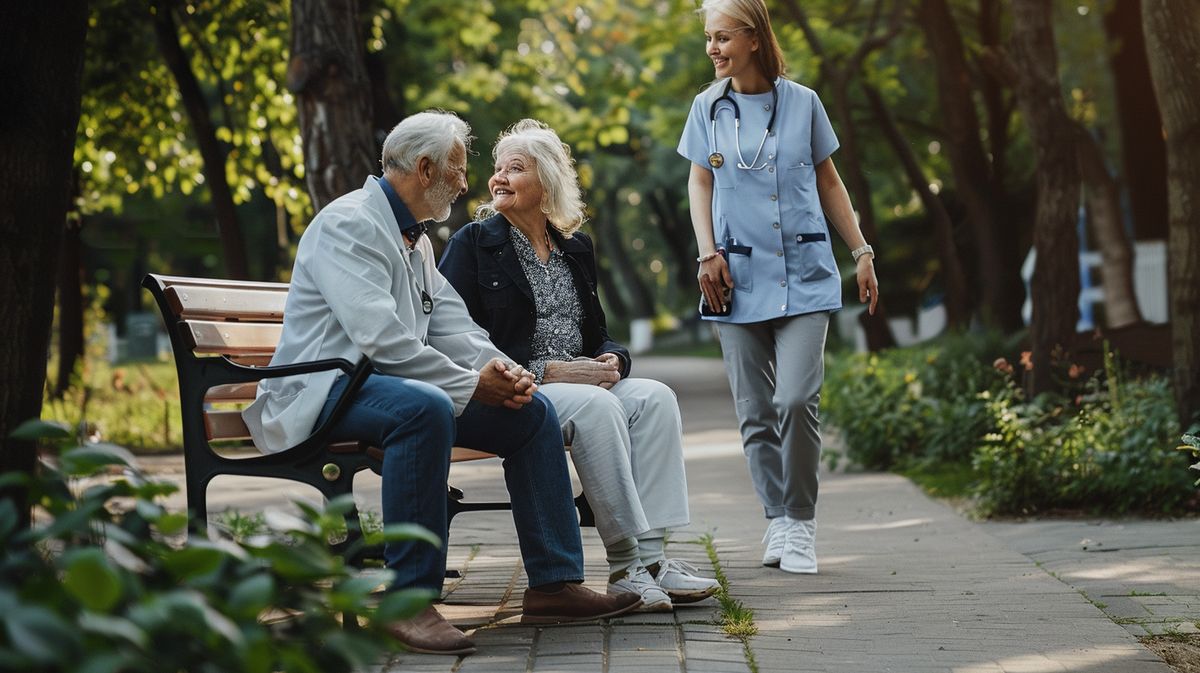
xmin=142 ymin=273 xmax=594 ymax=549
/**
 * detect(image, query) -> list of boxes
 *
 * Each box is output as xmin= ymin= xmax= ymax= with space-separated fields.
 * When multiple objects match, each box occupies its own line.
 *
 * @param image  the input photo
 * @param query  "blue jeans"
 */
xmin=316 ymin=372 xmax=585 ymax=592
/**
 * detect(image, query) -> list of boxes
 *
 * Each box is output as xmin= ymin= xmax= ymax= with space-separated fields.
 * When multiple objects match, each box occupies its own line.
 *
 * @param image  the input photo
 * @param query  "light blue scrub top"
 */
xmin=678 ymin=77 xmax=842 ymax=324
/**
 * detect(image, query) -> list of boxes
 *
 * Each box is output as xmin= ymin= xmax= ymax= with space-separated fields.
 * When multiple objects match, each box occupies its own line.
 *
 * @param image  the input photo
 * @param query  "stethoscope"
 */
xmin=707 ymin=79 xmax=778 ymax=171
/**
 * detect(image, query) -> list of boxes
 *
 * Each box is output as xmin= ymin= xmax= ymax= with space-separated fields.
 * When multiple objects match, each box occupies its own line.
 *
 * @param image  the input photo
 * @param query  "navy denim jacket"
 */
xmin=438 ymin=213 xmax=631 ymax=379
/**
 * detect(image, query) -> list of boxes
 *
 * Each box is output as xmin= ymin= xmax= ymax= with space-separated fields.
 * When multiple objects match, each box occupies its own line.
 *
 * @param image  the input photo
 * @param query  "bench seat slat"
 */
xmin=205 ymin=382 xmax=260 ymax=403
xmin=166 ymin=285 xmax=287 ymax=322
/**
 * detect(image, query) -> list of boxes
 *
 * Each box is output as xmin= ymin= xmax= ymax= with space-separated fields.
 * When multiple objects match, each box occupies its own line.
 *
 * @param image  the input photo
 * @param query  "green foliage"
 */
xmin=975 ymin=374 xmax=1188 ymax=516
xmin=0 ymin=420 xmax=437 ymax=672
xmin=824 ymin=335 xmax=1195 ymax=517
xmin=45 ymin=357 xmax=184 ymax=452
xmin=823 ymin=331 xmax=1015 ymax=470
xmin=1180 ymin=434 xmax=1200 ymax=486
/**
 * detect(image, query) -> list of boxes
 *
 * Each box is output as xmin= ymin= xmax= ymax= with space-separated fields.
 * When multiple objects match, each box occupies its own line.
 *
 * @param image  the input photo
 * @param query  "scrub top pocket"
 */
xmin=725 ymin=242 xmax=754 ymax=292
xmin=795 ymin=231 xmax=836 ymax=282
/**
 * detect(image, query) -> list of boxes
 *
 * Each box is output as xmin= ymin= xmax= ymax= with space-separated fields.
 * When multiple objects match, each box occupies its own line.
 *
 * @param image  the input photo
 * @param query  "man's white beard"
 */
xmin=425 ymin=177 xmax=457 ymax=223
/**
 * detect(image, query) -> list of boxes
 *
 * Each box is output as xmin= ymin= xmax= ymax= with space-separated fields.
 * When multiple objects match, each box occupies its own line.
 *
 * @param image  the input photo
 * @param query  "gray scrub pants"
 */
xmin=716 ymin=312 xmax=829 ymax=521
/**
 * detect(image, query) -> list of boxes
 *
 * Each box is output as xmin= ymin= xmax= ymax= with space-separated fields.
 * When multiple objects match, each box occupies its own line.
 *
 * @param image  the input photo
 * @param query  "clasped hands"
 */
xmin=473 ymin=358 xmax=538 ymax=409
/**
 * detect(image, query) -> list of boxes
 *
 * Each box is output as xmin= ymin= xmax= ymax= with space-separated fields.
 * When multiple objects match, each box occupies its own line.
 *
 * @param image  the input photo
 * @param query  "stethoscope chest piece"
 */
xmin=708 ymin=152 xmax=725 ymax=169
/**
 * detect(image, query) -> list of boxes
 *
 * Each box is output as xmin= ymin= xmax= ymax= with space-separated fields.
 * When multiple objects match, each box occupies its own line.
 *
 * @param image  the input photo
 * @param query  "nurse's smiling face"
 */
xmin=489 ymin=151 xmax=545 ymax=220
xmin=705 ymin=12 xmax=758 ymax=81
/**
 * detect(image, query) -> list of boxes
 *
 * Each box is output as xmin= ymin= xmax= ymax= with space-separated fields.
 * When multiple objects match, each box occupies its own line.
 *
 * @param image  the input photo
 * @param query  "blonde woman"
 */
xmin=677 ymin=0 xmax=879 ymax=574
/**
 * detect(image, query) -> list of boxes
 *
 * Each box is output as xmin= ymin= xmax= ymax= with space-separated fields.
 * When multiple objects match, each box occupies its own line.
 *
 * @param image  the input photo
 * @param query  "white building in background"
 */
xmin=839 ymin=240 xmax=1168 ymax=352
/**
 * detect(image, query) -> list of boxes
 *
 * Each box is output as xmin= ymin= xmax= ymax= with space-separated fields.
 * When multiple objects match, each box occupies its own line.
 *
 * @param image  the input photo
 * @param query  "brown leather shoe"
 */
xmin=385 ymin=605 xmax=476 ymax=655
xmin=521 ymin=582 xmax=642 ymax=624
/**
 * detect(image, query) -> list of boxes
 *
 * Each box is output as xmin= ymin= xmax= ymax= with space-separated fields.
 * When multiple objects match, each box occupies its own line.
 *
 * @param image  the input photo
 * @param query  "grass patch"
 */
xmin=694 ymin=533 xmax=759 ymax=673
xmin=896 ymin=459 xmax=976 ymax=499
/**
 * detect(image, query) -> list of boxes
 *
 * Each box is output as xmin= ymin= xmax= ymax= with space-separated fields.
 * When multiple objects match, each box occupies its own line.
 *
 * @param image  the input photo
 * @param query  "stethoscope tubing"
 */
xmin=707 ymin=80 xmax=778 ymax=171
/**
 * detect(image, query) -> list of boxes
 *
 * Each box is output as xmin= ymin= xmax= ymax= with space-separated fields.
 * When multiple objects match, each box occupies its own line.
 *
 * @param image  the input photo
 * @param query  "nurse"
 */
xmin=677 ymin=0 xmax=879 ymax=574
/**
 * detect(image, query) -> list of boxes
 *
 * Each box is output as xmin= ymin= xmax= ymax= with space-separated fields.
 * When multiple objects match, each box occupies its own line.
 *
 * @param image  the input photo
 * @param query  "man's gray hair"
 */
xmin=381 ymin=110 xmax=473 ymax=174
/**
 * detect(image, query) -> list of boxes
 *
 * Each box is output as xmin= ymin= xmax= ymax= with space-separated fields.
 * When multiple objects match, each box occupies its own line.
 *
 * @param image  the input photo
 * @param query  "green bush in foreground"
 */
xmin=0 ymin=420 xmax=437 ymax=673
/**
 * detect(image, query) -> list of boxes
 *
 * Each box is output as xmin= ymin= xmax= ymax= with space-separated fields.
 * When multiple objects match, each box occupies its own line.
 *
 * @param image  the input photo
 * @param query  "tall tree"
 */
xmin=1142 ymin=0 xmax=1200 ymax=428
xmin=0 ymin=1 xmax=89 ymax=527
xmin=779 ymin=0 xmax=900 ymax=350
xmin=1008 ymin=0 xmax=1081 ymax=396
xmin=917 ymin=0 xmax=1024 ymax=331
xmin=1073 ymin=123 xmax=1142 ymax=328
xmin=1105 ymin=0 xmax=1168 ymax=242
xmin=863 ymin=83 xmax=970 ymax=330
xmin=289 ymin=0 xmax=376 ymax=211
xmin=152 ymin=0 xmax=250 ymax=279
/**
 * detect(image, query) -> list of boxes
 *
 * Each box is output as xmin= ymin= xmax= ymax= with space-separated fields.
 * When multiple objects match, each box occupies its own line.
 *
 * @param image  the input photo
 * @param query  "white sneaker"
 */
xmin=761 ymin=517 xmax=791 ymax=567
xmin=651 ymin=559 xmax=720 ymax=604
xmin=780 ymin=518 xmax=818 ymax=574
xmin=608 ymin=564 xmax=673 ymax=612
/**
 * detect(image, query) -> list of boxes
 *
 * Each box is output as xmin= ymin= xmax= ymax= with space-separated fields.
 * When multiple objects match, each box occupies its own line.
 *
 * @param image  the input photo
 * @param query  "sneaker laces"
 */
xmin=658 ymin=558 xmax=702 ymax=577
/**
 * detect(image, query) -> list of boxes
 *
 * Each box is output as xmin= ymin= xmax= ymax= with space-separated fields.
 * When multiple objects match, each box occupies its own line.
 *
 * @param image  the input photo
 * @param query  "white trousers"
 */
xmin=539 ymin=377 xmax=690 ymax=546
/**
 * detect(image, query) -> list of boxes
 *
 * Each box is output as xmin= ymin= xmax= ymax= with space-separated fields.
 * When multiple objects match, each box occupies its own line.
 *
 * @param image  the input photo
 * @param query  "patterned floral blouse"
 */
xmin=509 ymin=225 xmax=584 ymax=383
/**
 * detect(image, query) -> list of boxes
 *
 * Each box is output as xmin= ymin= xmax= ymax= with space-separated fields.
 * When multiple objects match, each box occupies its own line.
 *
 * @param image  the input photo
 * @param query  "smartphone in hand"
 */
xmin=699 ymin=284 xmax=732 ymax=316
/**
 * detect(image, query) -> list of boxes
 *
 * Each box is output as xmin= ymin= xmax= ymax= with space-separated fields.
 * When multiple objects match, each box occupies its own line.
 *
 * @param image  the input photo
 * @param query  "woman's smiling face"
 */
xmin=489 ymin=151 xmax=544 ymax=219
xmin=705 ymin=12 xmax=758 ymax=81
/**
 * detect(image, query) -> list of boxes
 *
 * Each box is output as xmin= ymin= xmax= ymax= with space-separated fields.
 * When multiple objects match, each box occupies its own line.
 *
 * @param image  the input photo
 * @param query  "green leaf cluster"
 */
xmin=823 ymin=335 xmax=1194 ymax=517
xmin=0 ymin=420 xmax=437 ymax=672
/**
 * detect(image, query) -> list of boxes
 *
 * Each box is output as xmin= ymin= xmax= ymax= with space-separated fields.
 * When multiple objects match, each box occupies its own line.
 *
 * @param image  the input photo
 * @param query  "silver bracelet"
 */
xmin=851 ymin=244 xmax=875 ymax=262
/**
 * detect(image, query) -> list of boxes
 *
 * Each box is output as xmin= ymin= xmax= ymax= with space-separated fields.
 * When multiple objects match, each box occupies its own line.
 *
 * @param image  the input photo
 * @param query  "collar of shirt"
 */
xmin=509 ymin=224 xmax=560 ymax=264
xmin=375 ymin=176 xmax=427 ymax=245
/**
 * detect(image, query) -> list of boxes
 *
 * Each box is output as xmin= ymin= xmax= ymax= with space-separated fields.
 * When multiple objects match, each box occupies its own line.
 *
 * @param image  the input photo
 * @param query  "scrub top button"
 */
xmin=763 ymin=104 xmax=771 ymax=111
xmin=768 ymin=166 xmax=775 ymax=173
xmin=772 ymin=222 xmax=780 ymax=229
xmin=781 ymin=304 xmax=787 ymax=310
xmin=776 ymin=250 xmax=783 ymax=257
xmin=779 ymin=280 xmax=787 ymax=287
xmin=770 ymin=194 xmax=777 ymax=201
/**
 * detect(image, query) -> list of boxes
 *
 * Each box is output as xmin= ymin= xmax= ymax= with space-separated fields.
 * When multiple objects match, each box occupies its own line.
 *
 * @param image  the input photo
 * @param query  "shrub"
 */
xmin=974 ymin=374 xmax=1190 ymax=516
xmin=823 ymin=332 xmax=1013 ymax=470
xmin=0 ymin=420 xmax=437 ymax=672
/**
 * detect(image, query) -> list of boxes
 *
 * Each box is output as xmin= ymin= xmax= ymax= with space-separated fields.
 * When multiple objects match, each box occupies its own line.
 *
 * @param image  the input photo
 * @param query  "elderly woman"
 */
xmin=439 ymin=119 xmax=718 ymax=611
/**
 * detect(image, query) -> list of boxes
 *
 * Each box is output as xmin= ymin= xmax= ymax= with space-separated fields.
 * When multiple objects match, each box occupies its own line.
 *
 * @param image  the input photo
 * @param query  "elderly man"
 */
xmin=244 ymin=110 xmax=640 ymax=656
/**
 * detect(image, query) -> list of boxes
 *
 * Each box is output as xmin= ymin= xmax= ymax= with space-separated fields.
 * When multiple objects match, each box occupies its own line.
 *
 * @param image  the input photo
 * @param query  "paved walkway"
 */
xmin=140 ymin=357 xmax=1196 ymax=672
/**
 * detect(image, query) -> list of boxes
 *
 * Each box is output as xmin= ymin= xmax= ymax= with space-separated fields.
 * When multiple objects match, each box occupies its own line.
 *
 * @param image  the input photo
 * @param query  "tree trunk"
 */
xmin=1106 ymin=0 xmax=1169 ymax=242
xmin=918 ymin=0 xmax=1024 ymax=331
xmin=0 ymin=0 xmax=88 ymax=528
xmin=55 ymin=214 xmax=85 ymax=397
xmin=978 ymin=0 xmax=1012 ymax=199
xmin=825 ymin=76 xmax=895 ymax=351
xmin=1073 ymin=124 xmax=1142 ymax=328
xmin=152 ymin=0 xmax=250 ymax=279
xmin=289 ymin=0 xmax=376 ymax=212
xmin=1009 ymin=0 xmax=1081 ymax=397
xmin=864 ymin=83 xmax=970 ymax=331
xmin=1142 ymin=0 xmax=1200 ymax=428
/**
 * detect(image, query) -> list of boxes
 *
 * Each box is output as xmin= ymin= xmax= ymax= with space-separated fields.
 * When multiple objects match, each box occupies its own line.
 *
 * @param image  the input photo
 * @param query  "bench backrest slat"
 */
xmin=166 ymin=285 xmax=287 ymax=322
